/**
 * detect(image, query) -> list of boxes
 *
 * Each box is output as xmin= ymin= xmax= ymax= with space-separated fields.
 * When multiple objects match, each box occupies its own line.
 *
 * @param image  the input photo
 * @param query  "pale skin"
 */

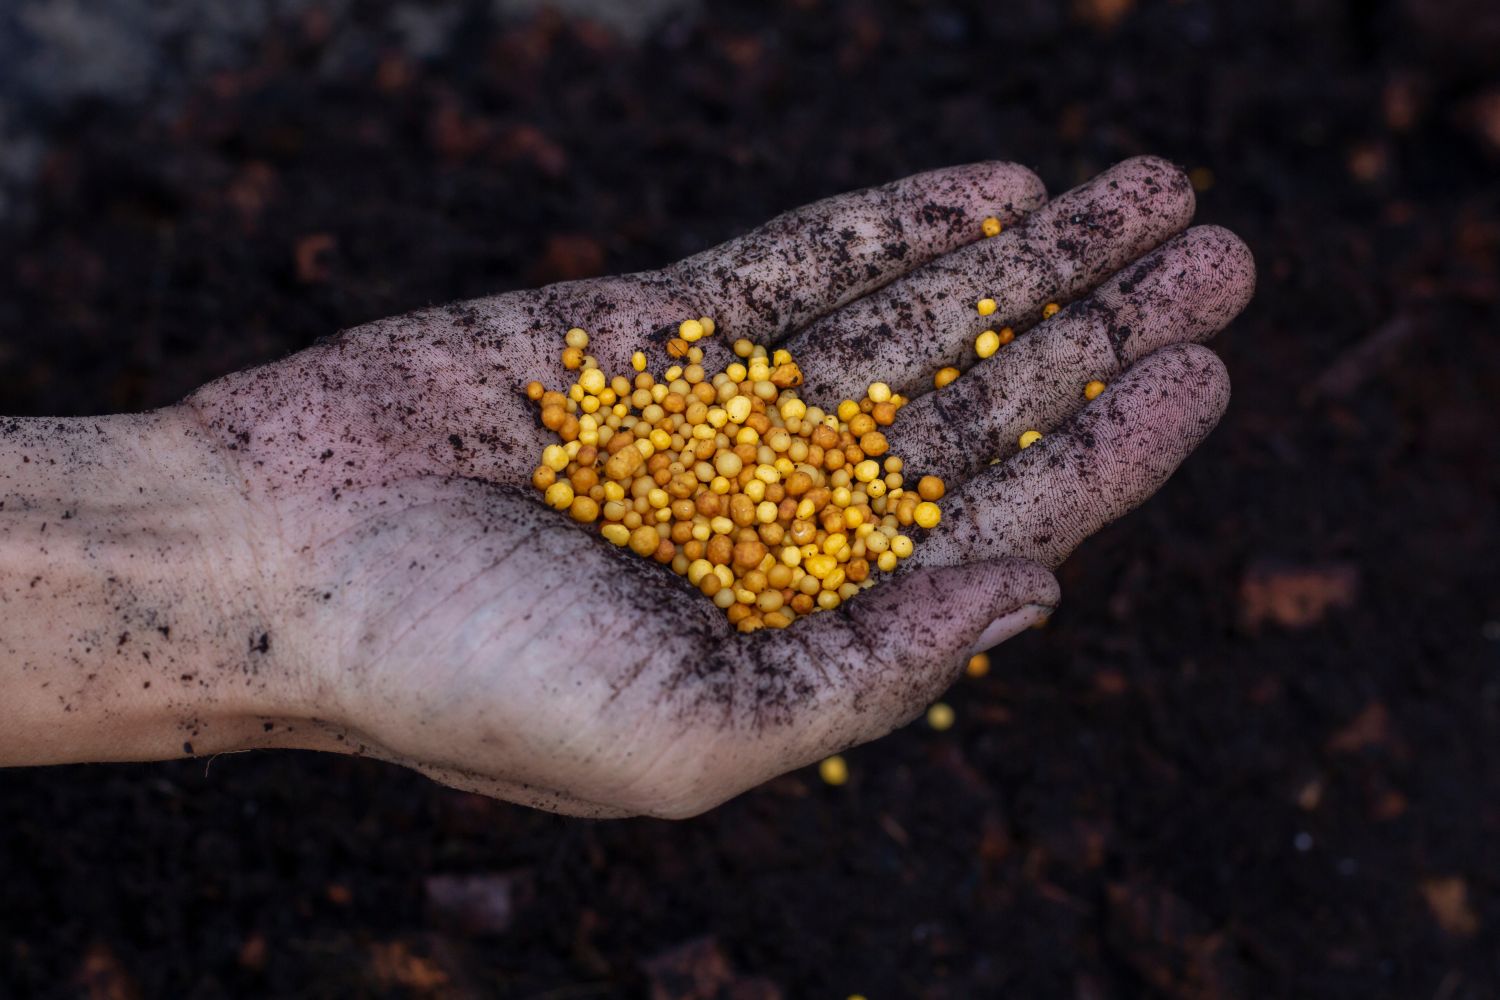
xmin=0 ymin=157 xmax=1254 ymax=818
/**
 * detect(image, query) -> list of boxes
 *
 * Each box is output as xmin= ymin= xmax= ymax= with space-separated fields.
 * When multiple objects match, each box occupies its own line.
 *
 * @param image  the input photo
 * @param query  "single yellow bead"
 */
xmin=578 ymin=368 xmax=606 ymax=395
xmin=679 ymin=318 xmax=705 ymax=342
xmin=975 ymin=330 xmax=1000 ymax=359
xmin=543 ymin=481 xmax=574 ymax=510
xmin=1042 ymin=302 xmax=1061 ymax=319
xmin=819 ymin=755 xmax=849 ymax=786
xmin=631 ymin=351 xmax=647 ymax=372
xmin=997 ymin=326 xmax=1015 ymax=345
xmin=1084 ymin=379 xmax=1107 ymax=400
xmin=913 ymin=501 xmax=941 ymax=529
xmin=569 ymin=496 xmax=599 ymax=523
xmin=966 ymin=652 xmax=991 ymax=678
xmin=600 ymin=523 xmax=630 ymax=546
xmin=926 ymin=702 xmax=955 ymax=731
xmin=890 ymin=534 xmax=914 ymax=558
xmin=980 ymin=216 xmax=1002 ymax=237
xmin=976 ymin=297 xmax=998 ymax=316
xmin=541 ymin=444 xmax=569 ymax=471
xmin=564 ymin=327 xmax=589 ymax=349
xmin=1018 ymin=429 xmax=1043 ymax=449
xmin=876 ymin=550 xmax=898 ymax=573
xmin=934 ymin=366 xmax=960 ymax=388
xmin=699 ymin=316 xmax=716 ymax=336
xmin=867 ymin=381 xmax=892 ymax=404
xmin=837 ymin=399 xmax=861 ymax=423
xmin=732 ymin=338 xmax=754 ymax=358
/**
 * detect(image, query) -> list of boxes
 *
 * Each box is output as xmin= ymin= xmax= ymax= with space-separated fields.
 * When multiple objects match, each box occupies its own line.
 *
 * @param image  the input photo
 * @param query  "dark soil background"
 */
xmin=2 ymin=1 xmax=1499 ymax=997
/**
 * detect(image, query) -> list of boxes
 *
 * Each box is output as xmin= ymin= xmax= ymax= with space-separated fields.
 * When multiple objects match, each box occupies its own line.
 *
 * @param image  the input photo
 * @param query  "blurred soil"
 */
xmin=1 ymin=1 xmax=1498 ymax=997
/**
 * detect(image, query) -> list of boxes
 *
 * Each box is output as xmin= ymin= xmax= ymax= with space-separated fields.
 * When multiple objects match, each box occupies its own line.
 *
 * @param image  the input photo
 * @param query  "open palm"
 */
xmin=184 ymin=156 xmax=1253 ymax=817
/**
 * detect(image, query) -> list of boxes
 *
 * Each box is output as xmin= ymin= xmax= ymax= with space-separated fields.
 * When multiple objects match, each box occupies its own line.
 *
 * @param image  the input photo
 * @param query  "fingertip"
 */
xmin=1110 ymin=154 xmax=1197 ymax=228
xmin=1104 ymin=343 xmax=1231 ymax=443
xmin=903 ymin=160 xmax=1048 ymax=223
xmin=970 ymin=160 xmax=1049 ymax=215
xmin=1184 ymin=224 xmax=1258 ymax=312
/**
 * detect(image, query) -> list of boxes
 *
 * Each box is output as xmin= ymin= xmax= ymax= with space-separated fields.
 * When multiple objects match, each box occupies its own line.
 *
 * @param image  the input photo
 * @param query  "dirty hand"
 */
xmin=0 ymin=157 xmax=1253 ymax=817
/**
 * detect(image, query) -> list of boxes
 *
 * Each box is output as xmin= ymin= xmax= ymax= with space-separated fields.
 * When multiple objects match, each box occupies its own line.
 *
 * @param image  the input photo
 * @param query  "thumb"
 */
xmin=709 ymin=558 xmax=1058 ymax=798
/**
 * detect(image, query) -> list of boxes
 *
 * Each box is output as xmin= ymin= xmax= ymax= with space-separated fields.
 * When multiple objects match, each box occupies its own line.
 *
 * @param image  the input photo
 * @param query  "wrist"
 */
xmin=0 ymin=409 xmax=310 ymax=764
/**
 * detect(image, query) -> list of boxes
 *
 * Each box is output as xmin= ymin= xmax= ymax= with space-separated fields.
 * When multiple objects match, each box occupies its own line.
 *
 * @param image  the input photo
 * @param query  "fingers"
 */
xmin=788 ymin=156 xmax=1198 ymax=405
xmin=667 ymin=161 xmax=1047 ymax=341
xmin=910 ymin=343 xmax=1230 ymax=570
xmin=650 ymin=558 xmax=1057 ymax=815
xmin=887 ymin=225 xmax=1255 ymax=484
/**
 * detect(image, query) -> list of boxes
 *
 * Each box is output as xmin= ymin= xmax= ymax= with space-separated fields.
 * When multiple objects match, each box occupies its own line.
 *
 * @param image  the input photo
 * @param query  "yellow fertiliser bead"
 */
xmin=867 ymin=381 xmax=892 ymax=404
xmin=564 ymin=327 xmax=589 ymax=349
xmin=975 ymin=330 xmax=1000 ymax=359
xmin=544 ymin=481 xmax=574 ymax=510
xmin=1084 ymin=379 xmax=1107 ymax=400
xmin=699 ymin=316 xmax=716 ymax=336
xmin=1042 ymin=302 xmax=1061 ymax=319
xmin=679 ymin=318 xmax=705 ymax=342
xmin=631 ymin=351 xmax=647 ymax=372
xmin=996 ymin=326 xmax=1015 ymax=346
xmin=934 ymin=366 xmax=960 ymax=389
xmin=913 ymin=501 xmax=941 ymax=529
xmin=819 ymin=755 xmax=849 ymax=786
xmin=976 ymin=297 xmax=998 ymax=316
xmin=926 ymin=702 xmax=955 ymax=731
xmin=1018 ymin=429 xmax=1043 ymax=449
xmin=980 ymin=216 xmax=1002 ymax=237
xmin=966 ymin=652 xmax=991 ymax=678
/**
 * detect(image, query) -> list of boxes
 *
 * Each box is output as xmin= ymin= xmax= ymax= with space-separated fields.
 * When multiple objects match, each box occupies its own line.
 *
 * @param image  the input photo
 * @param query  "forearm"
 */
xmin=0 ymin=411 xmax=302 ymax=764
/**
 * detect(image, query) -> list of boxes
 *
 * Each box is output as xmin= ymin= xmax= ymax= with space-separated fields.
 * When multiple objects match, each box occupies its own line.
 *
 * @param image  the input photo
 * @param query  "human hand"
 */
xmin=0 ymin=157 xmax=1250 ymax=817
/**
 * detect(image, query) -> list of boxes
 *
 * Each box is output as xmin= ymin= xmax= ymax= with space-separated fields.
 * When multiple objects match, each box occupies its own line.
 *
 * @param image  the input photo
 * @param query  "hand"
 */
xmin=0 ymin=157 xmax=1253 ymax=817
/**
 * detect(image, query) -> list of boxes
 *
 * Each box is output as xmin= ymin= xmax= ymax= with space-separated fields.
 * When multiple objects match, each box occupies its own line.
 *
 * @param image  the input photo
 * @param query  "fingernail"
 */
xmin=970 ymin=603 xmax=1053 ymax=655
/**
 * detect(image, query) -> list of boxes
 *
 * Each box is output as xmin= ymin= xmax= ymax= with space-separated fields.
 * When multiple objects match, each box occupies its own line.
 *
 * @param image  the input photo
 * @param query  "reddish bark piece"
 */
xmin=1238 ymin=562 xmax=1358 ymax=630
xmin=368 ymin=940 xmax=451 ymax=993
xmin=294 ymin=233 xmax=337 ymax=284
xmin=644 ymin=936 xmax=782 ymax=1000
xmin=1326 ymin=702 xmax=1391 ymax=754
xmin=1421 ymin=877 xmax=1481 ymax=938
xmin=1106 ymin=880 xmax=1249 ymax=1000
xmin=73 ymin=942 xmax=140 ymax=1000
xmin=531 ymin=233 xmax=606 ymax=284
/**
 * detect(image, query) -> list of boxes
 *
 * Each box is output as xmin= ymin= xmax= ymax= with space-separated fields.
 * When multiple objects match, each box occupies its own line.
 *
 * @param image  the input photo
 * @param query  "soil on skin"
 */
xmin=2 ymin=1 xmax=1498 ymax=997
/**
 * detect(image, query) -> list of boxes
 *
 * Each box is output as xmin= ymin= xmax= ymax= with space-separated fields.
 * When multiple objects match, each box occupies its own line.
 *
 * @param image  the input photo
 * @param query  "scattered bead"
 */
xmin=966 ymin=652 xmax=991 ymax=678
xmin=819 ymin=755 xmax=849 ymax=786
xmin=926 ymin=702 xmax=955 ymax=731
xmin=933 ymin=366 xmax=960 ymax=389
xmin=980 ymin=216 xmax=1002 ymax=237
xmin=975 ymin=330 xmax=1001 ymax=359
xmin=1041 ymin=302 xmax=1061 ymax=319
xmin=976 ymin=297 xmax=998 ymax=317
xmin=1084 ymin=379 xmax=1107 ymax=400
xmin=1018 ymin=429 xmax=1043 ymax=449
